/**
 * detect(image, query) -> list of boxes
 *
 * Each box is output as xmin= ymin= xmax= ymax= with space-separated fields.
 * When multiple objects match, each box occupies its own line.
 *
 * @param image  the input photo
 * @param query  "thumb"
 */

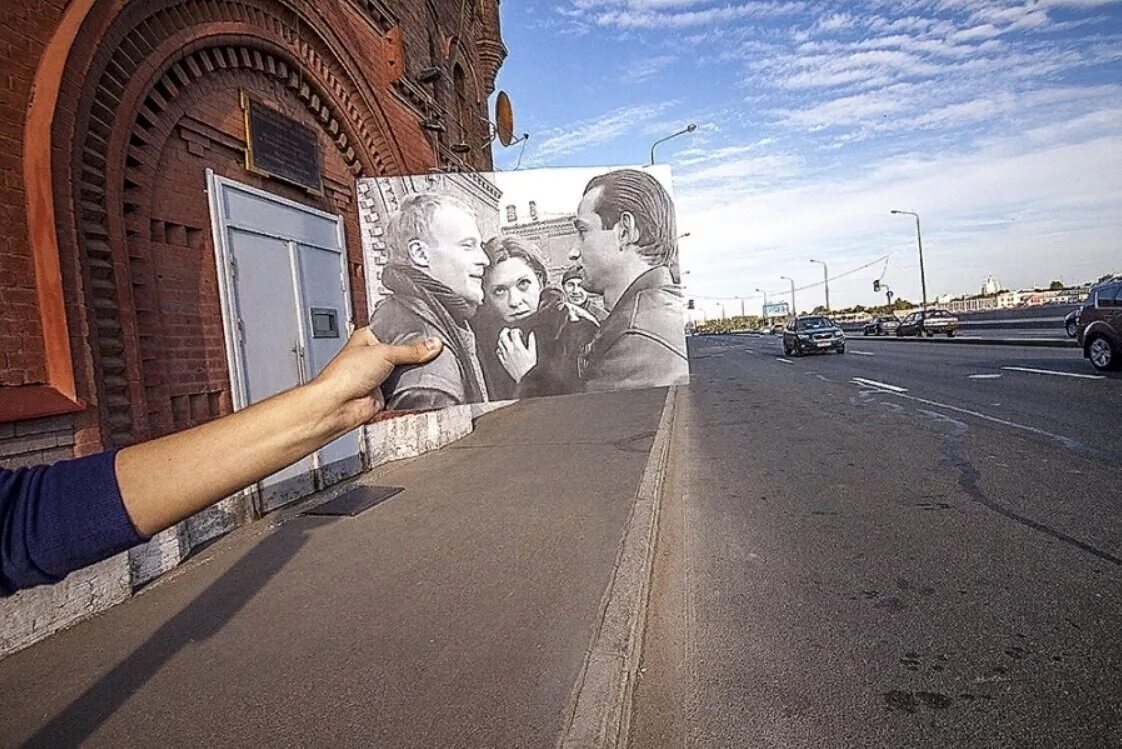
xmin=382 ymin=336 xmax=443 ymax=365
xmin=528 ymin=331 xmax=537 ymax=354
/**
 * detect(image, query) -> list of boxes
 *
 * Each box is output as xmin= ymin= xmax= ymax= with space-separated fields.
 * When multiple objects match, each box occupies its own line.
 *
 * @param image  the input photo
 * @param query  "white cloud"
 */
xmin=619 ymin=54 xmax=677 ymax=83
xmin=530 ymin=103 xmax=674 ymax=161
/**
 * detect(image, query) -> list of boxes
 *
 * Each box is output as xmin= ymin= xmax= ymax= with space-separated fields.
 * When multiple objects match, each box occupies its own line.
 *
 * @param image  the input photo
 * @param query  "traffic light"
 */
xmin=873 ymin=280 xmax=881 ymax=292
xmin=687 ymin=299 xmax=695 ymax=309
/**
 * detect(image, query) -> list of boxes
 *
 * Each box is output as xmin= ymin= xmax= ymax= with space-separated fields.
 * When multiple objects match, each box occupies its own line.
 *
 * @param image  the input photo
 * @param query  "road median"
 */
xmin=849 ymin=334 xmax=1078 ymax=349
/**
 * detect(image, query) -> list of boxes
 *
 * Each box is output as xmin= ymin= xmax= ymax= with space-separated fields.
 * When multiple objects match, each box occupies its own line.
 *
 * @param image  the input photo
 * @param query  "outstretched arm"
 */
xmin=116 ymin=329 xmax=441 ymax=536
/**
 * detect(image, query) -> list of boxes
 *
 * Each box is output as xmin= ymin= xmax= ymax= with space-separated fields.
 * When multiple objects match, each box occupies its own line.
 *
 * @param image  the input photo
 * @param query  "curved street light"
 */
xmin=890 ymin=210 xmax=928 ymax=313
xmin=649 ymin=123 xmax=698 ymax=165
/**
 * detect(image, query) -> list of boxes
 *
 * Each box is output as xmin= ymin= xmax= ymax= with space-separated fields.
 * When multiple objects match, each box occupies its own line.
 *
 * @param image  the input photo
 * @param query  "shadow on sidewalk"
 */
xmin=22 ymin=516 xmax=333 ymax=748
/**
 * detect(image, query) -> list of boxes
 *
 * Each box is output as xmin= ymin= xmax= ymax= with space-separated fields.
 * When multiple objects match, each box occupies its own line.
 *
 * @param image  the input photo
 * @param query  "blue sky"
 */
xmin=490 ymin=0 xmax=1122 ymax=314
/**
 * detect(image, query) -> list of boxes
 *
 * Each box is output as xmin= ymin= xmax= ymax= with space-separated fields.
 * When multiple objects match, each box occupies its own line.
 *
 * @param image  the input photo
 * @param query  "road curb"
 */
xmin=848 ymin=335 xmax=1078 ymax=348
xmin=559 ymin=386 xmax=679 ymax=749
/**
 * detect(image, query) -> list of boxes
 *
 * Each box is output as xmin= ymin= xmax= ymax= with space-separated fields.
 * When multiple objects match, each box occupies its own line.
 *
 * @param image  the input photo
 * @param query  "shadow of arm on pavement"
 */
xmin=21 ymin=516 xmax=335 ymax=748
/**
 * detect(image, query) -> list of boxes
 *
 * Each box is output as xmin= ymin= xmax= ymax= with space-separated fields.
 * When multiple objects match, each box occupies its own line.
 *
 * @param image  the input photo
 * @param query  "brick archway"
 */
xmin=51 ymin=0 xmax=409 ymax=451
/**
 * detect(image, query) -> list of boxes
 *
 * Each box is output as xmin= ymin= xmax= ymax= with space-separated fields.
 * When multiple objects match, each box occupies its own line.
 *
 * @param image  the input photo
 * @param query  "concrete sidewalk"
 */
xmin=0 ymin=388 xmax=667 ymax=748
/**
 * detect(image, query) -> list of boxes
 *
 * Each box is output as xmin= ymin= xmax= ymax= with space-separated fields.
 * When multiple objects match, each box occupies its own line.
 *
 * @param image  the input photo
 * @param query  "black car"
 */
xmin=1065 ymin=309 xmax=1079 ymax=338
xmin=862 ymin=315 xmax=900 ymax=336
xmin=896 ymin=309 xmax=959 ymax=337
xmin=783 ymin=316 xmax=845 ymax=356
xmin=1076 ymin=278 xmax=1122 ymax=371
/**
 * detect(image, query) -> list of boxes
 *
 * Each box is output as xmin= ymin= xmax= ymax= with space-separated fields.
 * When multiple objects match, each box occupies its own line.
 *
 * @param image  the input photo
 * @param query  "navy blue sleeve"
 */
xmin=1 ymin=450 xmax=147 ymax=596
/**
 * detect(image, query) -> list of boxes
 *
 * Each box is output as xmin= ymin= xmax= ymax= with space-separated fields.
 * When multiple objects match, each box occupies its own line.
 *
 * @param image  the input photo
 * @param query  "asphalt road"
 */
xmin=631 ymin=335 xmax=1121 ymax=748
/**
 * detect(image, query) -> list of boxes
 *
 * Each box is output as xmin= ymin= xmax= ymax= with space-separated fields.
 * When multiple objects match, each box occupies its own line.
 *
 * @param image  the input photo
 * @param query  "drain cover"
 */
xmin=303 ymin=486 xmax=404 ymax=517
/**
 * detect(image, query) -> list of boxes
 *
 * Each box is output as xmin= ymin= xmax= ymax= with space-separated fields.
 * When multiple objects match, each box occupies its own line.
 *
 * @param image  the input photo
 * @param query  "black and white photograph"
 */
xmin=357 ymin=165 xmax=690 ymax=409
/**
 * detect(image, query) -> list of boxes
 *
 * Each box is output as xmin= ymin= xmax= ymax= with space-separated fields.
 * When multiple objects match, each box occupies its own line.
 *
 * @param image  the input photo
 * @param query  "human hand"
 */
xmin=310 ymin=328 xmax=443 ymax=428
xmin=496 ymin=328 xmax=537 ymax=383
xmin=563 ymin=302 xmax=600 ymax=325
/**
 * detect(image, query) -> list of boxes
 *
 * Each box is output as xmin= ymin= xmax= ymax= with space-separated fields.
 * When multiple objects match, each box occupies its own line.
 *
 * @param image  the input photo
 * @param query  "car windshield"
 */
xmin=796 ymin=317 xmax=832 ymax=330
xmin=928 ymin=310 xmax=951 ymax=318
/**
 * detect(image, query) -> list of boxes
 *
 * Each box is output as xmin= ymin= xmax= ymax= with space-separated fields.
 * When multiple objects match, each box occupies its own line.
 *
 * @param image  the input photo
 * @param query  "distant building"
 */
xmin=503 ymin=214 xmax=580 ymax=285
xmin=982 ymin=275 xmax=1001 ymax=296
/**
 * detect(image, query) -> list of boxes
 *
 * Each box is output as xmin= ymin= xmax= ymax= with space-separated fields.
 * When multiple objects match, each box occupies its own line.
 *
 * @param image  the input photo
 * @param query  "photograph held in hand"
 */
xmin=359 ymin=165 xmax=690 ymax=409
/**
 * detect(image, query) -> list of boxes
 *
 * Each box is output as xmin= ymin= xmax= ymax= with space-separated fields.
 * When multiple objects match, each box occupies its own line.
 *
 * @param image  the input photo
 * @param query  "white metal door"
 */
xmin=207 ymin=171 xmax=360 ymax=511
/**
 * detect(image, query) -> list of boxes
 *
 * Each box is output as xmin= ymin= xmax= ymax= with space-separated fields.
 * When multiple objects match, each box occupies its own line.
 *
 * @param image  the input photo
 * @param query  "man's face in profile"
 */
xmin=563 ymin=277 xmax=589 ymax=306
xmin=417 ymin=204 xmax=488 ymax=306
xmin=571 ymin=187 xmax=617 ymax=294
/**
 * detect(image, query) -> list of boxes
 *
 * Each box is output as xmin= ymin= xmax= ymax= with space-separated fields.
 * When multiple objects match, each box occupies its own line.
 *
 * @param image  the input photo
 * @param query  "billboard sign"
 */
xmin=763 ymin=302 xmax=789 ymax=318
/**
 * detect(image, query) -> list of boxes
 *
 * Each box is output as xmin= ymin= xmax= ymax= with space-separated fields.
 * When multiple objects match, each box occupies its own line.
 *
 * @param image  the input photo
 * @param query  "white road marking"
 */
xmin=1001 ymin=366 xmax=1105 ymax=381
xmin=776 ymin=358 xmax=793 ymax=364
xmin=968 ymin=374 xmax=1003 ymax=379
xmin=851 ymin=377 xmax=908 ymax=393
xmin=863 ymin=389 xmax=1084 ymax=452
xmin=849 ymin=351 xmax=875 ymax=356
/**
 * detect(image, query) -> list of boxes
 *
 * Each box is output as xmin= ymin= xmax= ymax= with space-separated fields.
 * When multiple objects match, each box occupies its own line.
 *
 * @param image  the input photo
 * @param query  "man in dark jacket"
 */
xmin=371 ymin=193 xmax=491 ymax=409
xmin=569 ymin=169 xmax=689 ymax=392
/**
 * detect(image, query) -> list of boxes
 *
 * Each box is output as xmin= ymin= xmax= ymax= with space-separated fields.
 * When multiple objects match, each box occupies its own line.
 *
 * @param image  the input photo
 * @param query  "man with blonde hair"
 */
xmin=371 ymin=192 xmax=491 ymax=409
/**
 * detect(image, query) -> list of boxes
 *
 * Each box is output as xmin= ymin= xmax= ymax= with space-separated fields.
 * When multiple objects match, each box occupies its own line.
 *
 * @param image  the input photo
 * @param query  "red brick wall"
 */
xmin=0 ymin=1 xmax=71 ymax=387
xmin=1 ymin=0 xmax=502 ymax=404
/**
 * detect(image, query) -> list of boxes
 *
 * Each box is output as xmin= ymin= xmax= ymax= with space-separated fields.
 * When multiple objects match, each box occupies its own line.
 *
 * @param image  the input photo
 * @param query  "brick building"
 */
xmin=0 ymin=0 xmax=505 ymax=654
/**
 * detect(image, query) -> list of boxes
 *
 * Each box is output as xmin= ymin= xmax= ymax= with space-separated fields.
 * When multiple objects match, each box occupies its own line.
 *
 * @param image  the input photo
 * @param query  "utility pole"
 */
xmin=780 ymin=275 xmax=797 ymax=318
xmin=810 ymin=259 xmax=830 ymax=312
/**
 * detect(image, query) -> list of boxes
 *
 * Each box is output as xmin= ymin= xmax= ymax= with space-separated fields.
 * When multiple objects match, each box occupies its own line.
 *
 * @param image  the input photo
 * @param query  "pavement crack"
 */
xmin=920 ymin=410 xmax=1122 ymax=568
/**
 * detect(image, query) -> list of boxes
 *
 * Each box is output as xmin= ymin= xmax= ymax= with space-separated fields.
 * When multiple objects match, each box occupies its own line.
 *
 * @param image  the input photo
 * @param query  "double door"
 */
xmin=208 ymin=171 xmax=361 ymax=511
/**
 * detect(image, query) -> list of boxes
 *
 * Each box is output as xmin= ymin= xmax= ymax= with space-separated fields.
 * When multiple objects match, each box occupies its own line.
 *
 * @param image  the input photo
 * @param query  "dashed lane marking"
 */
xmin=851 ymin=376 xmax=908 ymax=393
xmin=968 ymin=374 xmax=1004 ymax=379
xmin=776 ymin=358 xmax=793 ymax=364
xmin=1002 ymin=366 xmax=1105 ymax=381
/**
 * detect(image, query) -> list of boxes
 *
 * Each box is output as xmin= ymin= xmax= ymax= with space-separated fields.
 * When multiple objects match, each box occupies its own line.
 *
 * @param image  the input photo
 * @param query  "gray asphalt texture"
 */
xmin=0 ymin=388 xmax=666 ymax=748
xmin=631 ymin=334 xmax=1121 ymax=748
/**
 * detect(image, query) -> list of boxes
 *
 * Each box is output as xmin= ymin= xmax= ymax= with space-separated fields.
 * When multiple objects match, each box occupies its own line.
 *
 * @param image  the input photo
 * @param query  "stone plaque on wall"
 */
xmin=242 ymin=93 xmax=322 ymax=194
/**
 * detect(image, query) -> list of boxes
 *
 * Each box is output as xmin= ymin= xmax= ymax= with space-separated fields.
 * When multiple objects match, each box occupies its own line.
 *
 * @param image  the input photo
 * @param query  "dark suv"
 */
xmin=783 ymin=316 xmax=845 ymax=356
xmin=896 ymin=309 xmax=959 ymax=337
xmin=1076 ymin=279 xmax=1122 ymax=371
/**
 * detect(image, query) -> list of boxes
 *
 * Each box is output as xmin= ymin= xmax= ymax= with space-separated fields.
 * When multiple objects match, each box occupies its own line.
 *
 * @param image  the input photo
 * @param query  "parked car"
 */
xmin=862 ymin=315 xmax=900 ymax=336
xmin=1065 ymin=309 xmax=1079 ymax=338
xmin=783 ymin=316 xmax=845 ymax=356
xmin=896 ymin=309 xmax=959 ymax=337
xmin=1076 ymin=279 xmax=1122 ymax=371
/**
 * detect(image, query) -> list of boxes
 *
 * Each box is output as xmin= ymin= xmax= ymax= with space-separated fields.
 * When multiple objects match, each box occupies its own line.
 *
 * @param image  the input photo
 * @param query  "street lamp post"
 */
xmin=756 ymin=287 xmax=768 ymax=324
xmin=649 ymin=123 xmax=698 ymax=165
xmin=780 ymin=275 xmax=796 ymax=318
xmin=810 ymin=258 xmax=829 ymax=312
xmin=890 ymin=210 xmax=928 ymax=313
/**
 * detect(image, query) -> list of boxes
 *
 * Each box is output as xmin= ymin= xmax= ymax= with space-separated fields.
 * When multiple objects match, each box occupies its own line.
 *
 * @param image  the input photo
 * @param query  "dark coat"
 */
xmin=579 ymin=266 xmax=689 ymax=392
xmin=371 ymin=267 xmax=489 ymax=410
xmin=476 ymin=288 xmax=599 ymax=400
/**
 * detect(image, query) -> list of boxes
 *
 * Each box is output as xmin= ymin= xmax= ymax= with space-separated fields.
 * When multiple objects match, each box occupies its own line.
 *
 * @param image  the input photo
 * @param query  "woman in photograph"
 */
xmin=475 ymin=236 xmax=600 ymax=399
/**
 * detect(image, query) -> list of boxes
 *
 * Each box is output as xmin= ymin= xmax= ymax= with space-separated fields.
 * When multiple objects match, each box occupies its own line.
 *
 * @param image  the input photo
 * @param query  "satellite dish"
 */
xmin=495 ymin=91 xmax=515 ymax=147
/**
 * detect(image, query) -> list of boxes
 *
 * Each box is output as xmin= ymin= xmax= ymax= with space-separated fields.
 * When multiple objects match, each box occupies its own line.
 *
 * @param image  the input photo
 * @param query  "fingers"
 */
xmin=528 ymin=331 xmax=537 ymax=355
xmin=347 ymin=326 xmax=379 ymax=349
xmin=381 ymin=336 xmax=443 ymax=365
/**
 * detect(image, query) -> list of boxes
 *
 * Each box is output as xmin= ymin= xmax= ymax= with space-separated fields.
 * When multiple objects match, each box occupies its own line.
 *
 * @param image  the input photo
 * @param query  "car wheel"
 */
xmin=1066 ymin=320 xmax=1077 ymax=338
xmin=1087 ymin=335 xmax=1119 ymax=371
xmin=837 ymin=346 xmax=846 ymax=354
xmin=947 ymin=330 xmax=955 ymax=338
